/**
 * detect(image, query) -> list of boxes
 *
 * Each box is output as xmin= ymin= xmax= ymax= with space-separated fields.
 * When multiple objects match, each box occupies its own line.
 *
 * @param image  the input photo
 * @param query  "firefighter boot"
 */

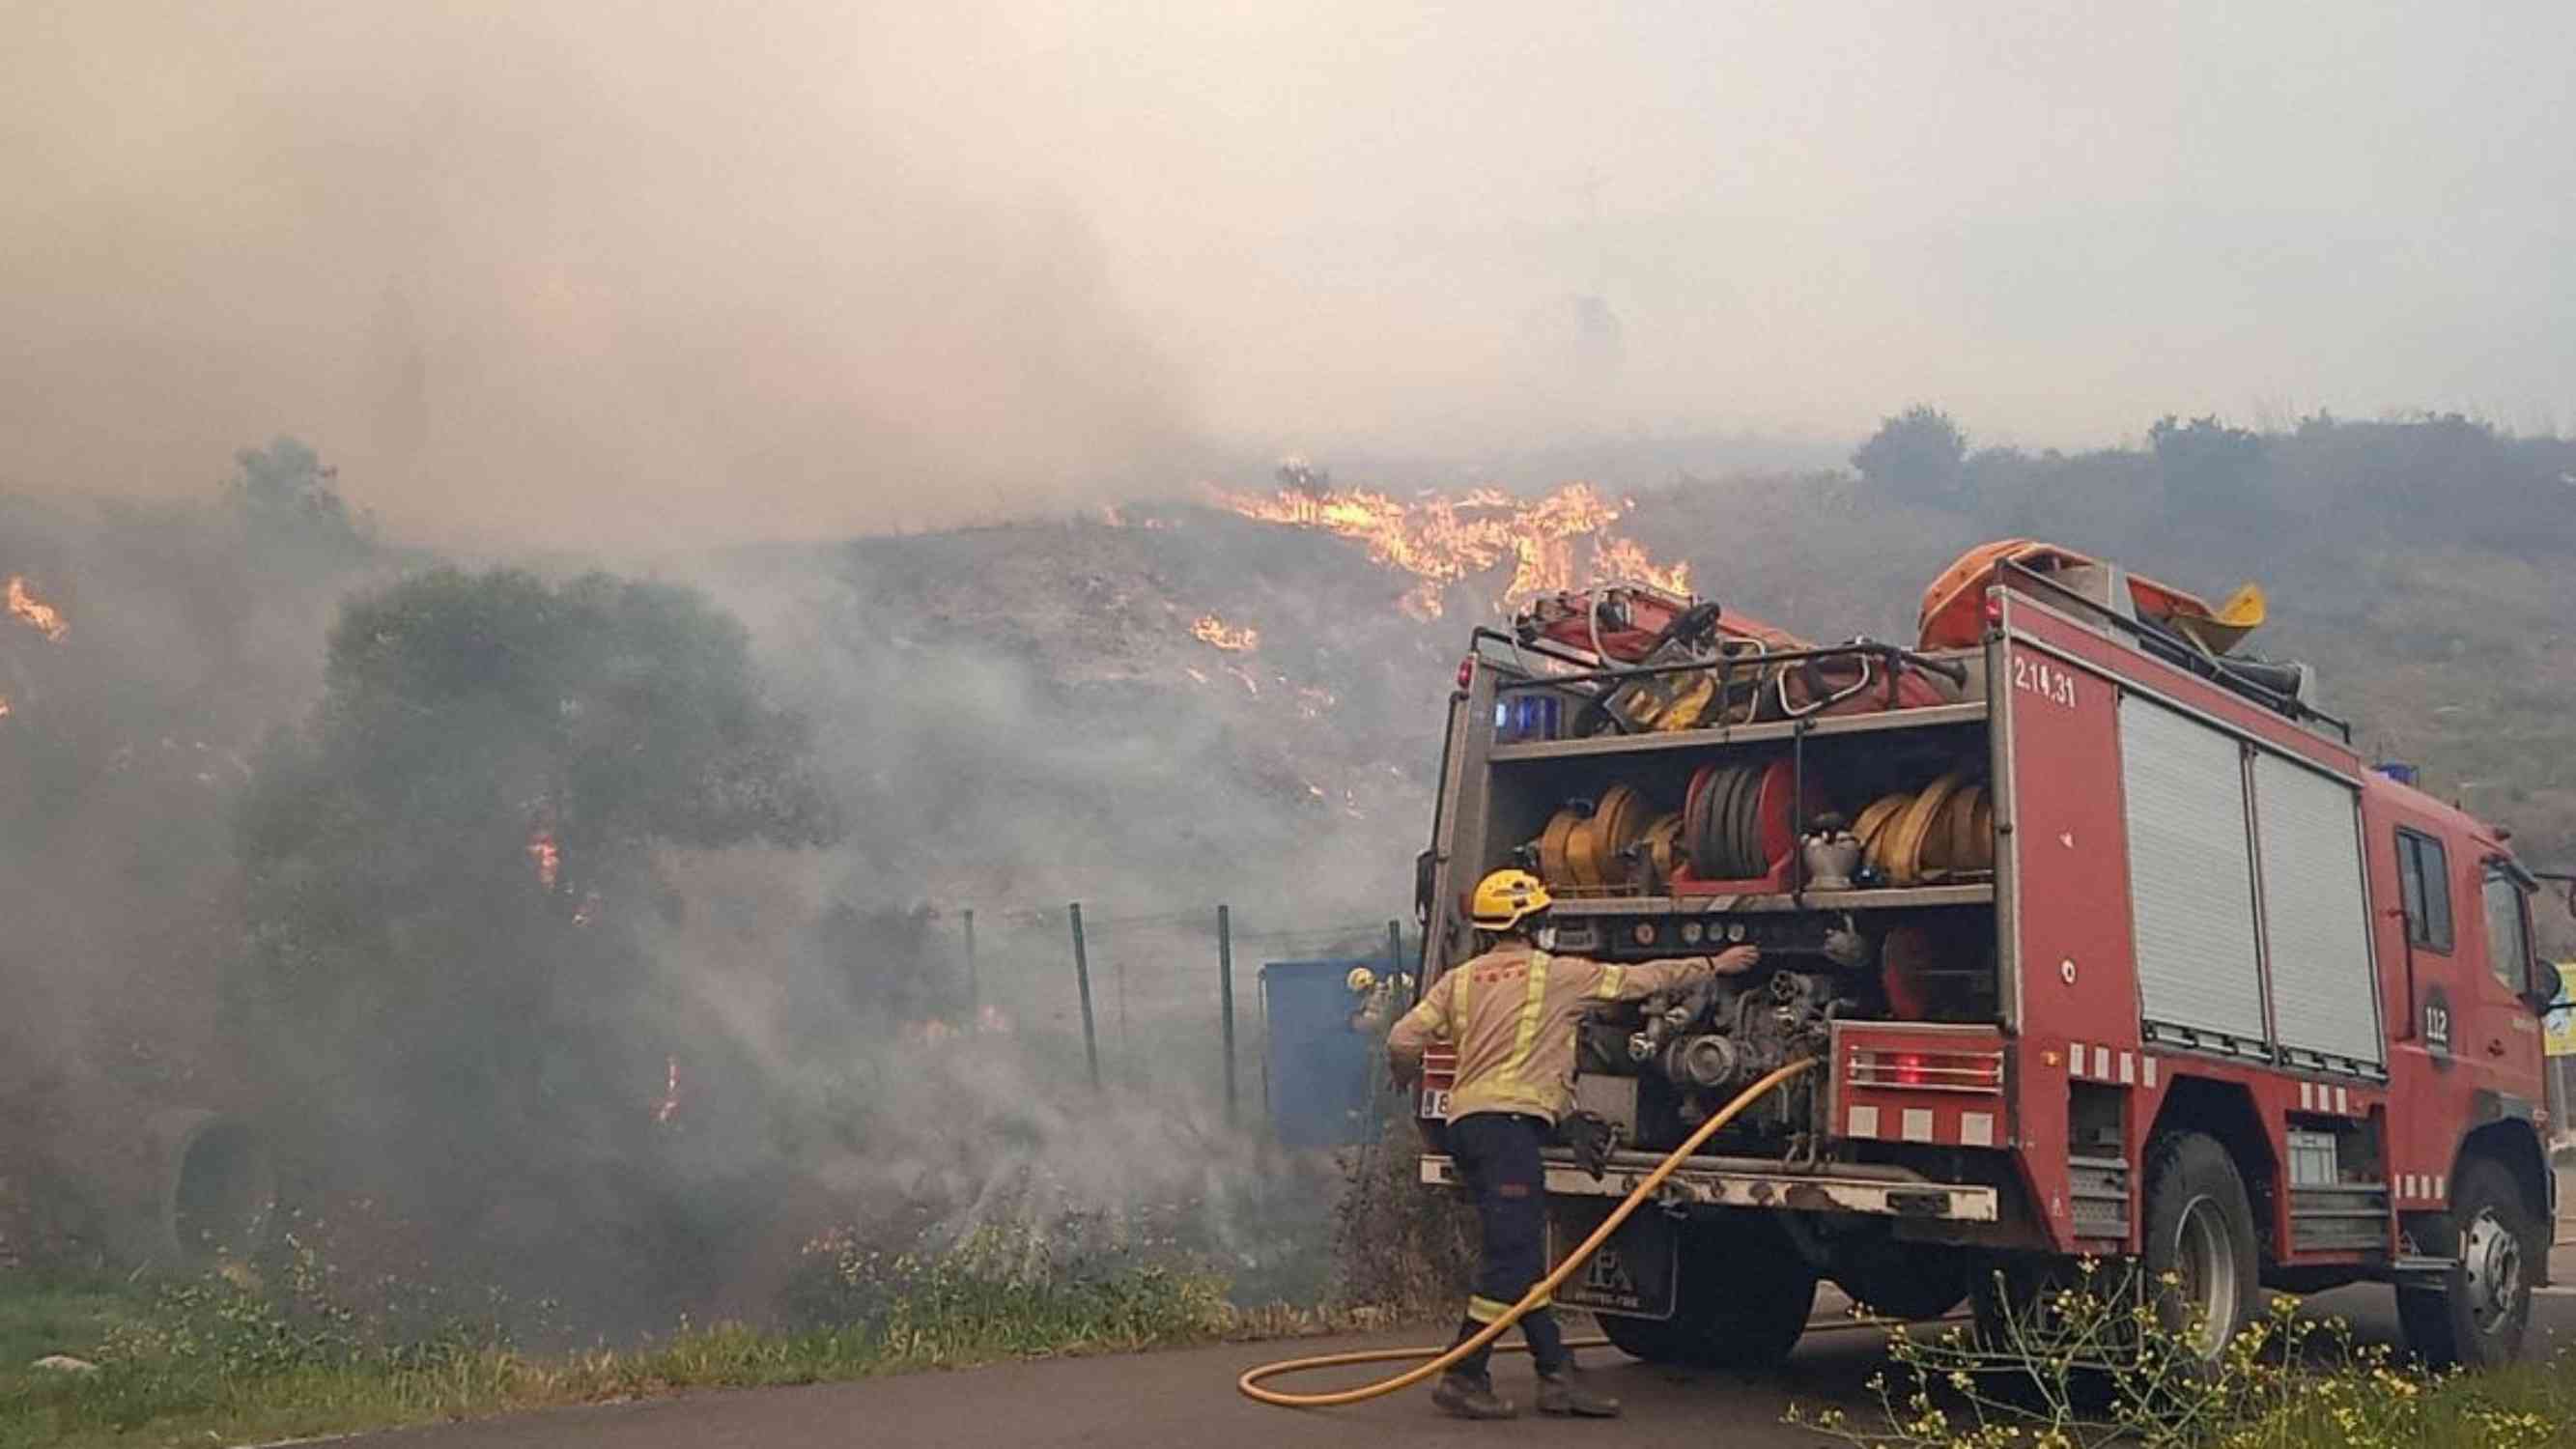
xmin=1431 ymin=1371 xmax=1518 ymax=1420
xmin=1536 ymin=1363 xmax=1622 ymax=1418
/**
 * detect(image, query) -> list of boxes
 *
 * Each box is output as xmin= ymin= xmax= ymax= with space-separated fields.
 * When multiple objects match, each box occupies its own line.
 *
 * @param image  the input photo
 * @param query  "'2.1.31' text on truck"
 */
xmin=1410 ymin=540 xmax=2562 ymax=1369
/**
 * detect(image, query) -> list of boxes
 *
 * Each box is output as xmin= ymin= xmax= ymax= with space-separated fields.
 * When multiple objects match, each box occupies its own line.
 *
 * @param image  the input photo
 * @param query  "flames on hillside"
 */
xmin=7 ymin=576 xmax=69 ymax=641
xmin=1190 ymin=614 xmax=1260 ymax=652
xmin=1204 ymin=479 xmax=1688 ymax=619
xmin=527 ymin=826 xmax=561 ymax=891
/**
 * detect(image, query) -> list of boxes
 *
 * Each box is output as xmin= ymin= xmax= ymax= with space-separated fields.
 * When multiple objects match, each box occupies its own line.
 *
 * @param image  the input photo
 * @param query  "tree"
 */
xmin=1853 ymin=406 xmax=1969 ymax=507
xmin=232 ymin=567 xmax=839 ymax=1218
xmin=227 ymin=436 xmax=371 ymax=562
xmin=2147 ymin=413 xmax=2267 ymax=515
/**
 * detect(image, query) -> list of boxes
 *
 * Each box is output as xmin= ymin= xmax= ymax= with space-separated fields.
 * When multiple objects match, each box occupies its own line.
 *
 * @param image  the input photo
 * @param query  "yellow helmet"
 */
xmin=1469 ymin=868 xmax=1553 ymax=931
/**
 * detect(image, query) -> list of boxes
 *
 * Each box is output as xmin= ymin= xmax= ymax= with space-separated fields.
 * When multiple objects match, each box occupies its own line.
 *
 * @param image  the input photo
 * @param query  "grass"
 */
xmin=0 ymin=1285 xmax=134 ymax=1373
xmin=0 ymin=1221 xmax=1362 ymax=1449
xmin=0 ymin=1317 xmax=1250 ymax=1449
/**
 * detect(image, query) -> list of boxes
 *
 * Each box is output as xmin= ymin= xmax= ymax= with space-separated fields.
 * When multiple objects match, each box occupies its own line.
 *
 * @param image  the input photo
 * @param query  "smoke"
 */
xmin=14 ymin=0 xmax=2555 ymax=1330
xmin=0 ymin=5 xmax=1203 ymax=552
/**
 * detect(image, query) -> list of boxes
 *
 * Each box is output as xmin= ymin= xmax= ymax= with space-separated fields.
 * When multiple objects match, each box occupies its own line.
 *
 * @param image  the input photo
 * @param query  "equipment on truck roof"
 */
xmin=1918 ymin=538 xmax=2266 ymax=654
xmin=1514 ymin=584 xmax=1804 ymax=663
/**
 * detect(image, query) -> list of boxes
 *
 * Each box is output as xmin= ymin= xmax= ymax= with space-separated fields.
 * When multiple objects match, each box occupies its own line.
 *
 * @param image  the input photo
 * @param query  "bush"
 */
xmin=1791 ymin=1258 xmax=2576 ymax=1449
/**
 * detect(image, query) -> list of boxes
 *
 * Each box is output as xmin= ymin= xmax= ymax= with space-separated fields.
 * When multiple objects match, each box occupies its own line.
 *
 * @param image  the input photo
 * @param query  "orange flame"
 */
xmin=1206 ymin=481 xmax=1686 ymax=617
xmin=6 ymin=577 xmax=68 ymax=641
xmin=1190 ymin=614 xmax=1260 ymax=651
xmin=1593 ymin=534 xmax=1692 ymax=598
xmin=527 ymin=828 xmax=561 ymax=891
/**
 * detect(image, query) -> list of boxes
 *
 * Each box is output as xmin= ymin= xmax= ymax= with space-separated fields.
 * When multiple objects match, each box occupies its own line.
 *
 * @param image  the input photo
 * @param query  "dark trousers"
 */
xmin=1446 ymin=1111 xmax=1568 ymax=1377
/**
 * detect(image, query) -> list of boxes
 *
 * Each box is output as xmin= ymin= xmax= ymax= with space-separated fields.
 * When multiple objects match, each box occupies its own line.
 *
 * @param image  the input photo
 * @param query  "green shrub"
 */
xmin=1791 ymin=1258 xmax=2576 ymax=1449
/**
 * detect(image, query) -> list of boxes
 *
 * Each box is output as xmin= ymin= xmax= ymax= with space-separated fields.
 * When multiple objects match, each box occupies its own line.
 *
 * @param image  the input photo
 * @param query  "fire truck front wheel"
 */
xmin=2140 ymin=1131 xmax=2260 ymax=1361
xmin=2397 ymin=1157 xmax=2539 ymax=1369
xmin=1595 ymin=1211 xmax=1818 ymax=1369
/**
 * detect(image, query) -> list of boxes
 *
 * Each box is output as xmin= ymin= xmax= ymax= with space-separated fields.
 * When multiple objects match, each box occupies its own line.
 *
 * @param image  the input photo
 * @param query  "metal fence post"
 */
xmin=962 ymin=907 xmax=977 ymax=1018
xmin=1069 ymin=902 xmax=1100 ymax=1090
xmin=1218 ymin=903 xmax=1237 ymax=1127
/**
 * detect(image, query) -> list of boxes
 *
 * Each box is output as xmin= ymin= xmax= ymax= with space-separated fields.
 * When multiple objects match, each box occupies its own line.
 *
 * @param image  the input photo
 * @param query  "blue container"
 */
xmin=2373 ymin=761 xmax=2420 ymax=786
xmin=1260 ymin=958 xmax=1384 ymax=1149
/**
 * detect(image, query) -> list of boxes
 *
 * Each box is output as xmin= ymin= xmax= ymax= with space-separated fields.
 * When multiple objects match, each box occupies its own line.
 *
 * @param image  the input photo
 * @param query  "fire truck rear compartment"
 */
xmin=1490 ymin=703 xmax=2004 ymax=1108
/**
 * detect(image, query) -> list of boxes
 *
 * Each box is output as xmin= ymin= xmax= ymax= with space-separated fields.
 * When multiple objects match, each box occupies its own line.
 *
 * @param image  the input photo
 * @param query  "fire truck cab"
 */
xmin=1413 ymin=559 xmax=2559 ymax=1370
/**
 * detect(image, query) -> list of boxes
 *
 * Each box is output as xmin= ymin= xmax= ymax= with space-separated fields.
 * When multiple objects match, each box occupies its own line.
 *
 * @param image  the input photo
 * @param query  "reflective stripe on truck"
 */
xmin=1421 ymin=1151 xmax=2000 ymax=1221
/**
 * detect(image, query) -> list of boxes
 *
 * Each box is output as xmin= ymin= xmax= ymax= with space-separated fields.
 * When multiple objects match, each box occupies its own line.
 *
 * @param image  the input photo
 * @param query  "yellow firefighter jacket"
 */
xmin=1387 ymin=942 xmax=1724 ymax=1124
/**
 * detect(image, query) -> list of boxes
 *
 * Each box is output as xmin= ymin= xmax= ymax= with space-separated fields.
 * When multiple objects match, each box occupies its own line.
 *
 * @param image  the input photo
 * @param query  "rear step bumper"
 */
xmin=1420 ymin=1150 xmax=2000 ymax=1222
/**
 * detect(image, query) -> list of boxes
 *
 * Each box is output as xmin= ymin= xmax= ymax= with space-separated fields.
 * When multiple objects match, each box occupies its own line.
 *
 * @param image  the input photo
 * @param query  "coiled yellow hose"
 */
xmin=1238 ymin=1057 xmax=1819 ymax=1407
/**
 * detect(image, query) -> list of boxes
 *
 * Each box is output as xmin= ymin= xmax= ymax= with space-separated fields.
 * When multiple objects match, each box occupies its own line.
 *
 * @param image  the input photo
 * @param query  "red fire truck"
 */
xmin=1412 ymin=553 xmax=2560 ymax=1369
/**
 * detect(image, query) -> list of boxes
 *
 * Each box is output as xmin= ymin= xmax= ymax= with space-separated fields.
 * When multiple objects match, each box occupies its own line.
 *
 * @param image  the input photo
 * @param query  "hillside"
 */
xmin=1620 ymin=415 xmax=2576 ymax=875
xmin=7 ymin=412 xmax=2574 ymax=1300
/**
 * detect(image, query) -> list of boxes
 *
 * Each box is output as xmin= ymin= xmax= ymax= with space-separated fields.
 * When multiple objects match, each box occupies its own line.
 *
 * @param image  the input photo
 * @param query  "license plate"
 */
xmin=1547 ymin=1203 xmax=1678 ymax=1320
xmin=1418 ymin=1086 xmax=1451 ymax=1120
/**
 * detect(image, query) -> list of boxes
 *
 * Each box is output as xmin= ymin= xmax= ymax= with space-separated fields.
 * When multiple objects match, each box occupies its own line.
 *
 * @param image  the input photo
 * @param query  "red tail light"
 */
xmin=1457 ymin=657 xmax=1474 ymax=689
xmin=1845 ymin=1045 xmax=2005 ymax=1094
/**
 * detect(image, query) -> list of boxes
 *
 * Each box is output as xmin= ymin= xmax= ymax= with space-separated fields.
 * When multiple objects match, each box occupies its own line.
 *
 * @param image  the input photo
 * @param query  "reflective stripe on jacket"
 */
xmin=1387 ymin=943 xmax=1717 ymax=1124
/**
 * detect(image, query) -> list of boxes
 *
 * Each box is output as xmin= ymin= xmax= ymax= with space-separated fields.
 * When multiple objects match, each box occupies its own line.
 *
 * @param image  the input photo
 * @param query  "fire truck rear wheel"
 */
xmin=2396 ymin=1157 xmax=2539 ymax=1369
xmin=1595 ymin=1211 xmax=1818 ymax=1369
xmin=2139 ymin=1131 xmax=2259 ymax=1361
xmin=1831 ymin=1238 xmax=1973 ymax=1321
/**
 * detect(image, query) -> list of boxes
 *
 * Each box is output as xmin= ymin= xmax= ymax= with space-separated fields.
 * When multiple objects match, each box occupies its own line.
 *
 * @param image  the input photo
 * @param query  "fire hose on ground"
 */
xmin=1236 ymin=1057 xmax=1820 ymax=1408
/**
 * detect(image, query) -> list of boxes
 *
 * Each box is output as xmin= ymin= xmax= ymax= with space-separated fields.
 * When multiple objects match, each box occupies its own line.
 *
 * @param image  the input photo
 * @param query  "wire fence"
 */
xmin=918 ymin=899 xmax=1419 ymax=1128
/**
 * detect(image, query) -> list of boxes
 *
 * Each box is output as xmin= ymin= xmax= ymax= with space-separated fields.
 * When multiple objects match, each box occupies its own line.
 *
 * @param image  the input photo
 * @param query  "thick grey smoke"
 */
xmin=0 ymin=5 xmax=1203 ymax=551
xmin=12 ymin=3 xmax=2572 ymax=554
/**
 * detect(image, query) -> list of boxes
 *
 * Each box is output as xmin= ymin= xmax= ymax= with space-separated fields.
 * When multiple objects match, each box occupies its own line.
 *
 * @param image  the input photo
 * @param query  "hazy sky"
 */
xmin=6 ymin=3 xmax=2571 ymax=546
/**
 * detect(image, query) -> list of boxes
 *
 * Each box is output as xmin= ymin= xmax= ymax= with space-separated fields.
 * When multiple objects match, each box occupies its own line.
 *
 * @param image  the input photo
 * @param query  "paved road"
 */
xmin=349 ymin=1257 xmax=2576 ymax=1449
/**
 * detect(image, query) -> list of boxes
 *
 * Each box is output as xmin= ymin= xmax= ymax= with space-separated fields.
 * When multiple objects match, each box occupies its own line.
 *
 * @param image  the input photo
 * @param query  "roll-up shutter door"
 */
xmin=2251 ymin=753 xmax=2383 ymax=1070
xmin=2118 ymin=695 xmax=2269 ymax=1052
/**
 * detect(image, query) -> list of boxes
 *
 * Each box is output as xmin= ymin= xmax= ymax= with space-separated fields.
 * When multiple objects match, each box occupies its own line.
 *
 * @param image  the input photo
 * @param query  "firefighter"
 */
xmin=1388 ymin=867 xmax=1758 ymax=1420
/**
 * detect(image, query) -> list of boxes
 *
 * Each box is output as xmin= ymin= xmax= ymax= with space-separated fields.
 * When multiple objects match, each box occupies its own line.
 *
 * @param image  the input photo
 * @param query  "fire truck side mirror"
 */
xmin=2499 ymin=861 xmax=2566 ymax=1016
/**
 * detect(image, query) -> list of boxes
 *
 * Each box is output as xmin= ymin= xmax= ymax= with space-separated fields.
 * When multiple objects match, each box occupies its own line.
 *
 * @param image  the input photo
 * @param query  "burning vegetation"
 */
xmin=1190 ymin=614 xmax=1260 ymax=651
xmin=6 ymin=575 xmax=68 ymax=641
xmin=1206 ymin=478 xmax=1688 ymax=618
xmin=526 ymin=827 xmax=562 ymax=891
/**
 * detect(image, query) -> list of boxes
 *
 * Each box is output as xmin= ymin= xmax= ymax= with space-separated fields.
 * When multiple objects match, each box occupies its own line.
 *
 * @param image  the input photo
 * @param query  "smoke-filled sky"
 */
xmin=7 ymin=3 xmax=2572 ymax=547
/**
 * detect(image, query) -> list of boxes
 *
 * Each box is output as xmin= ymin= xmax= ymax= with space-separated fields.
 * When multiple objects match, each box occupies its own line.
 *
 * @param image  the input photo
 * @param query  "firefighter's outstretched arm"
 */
xmin=1386 ymin=970 xmax=1456 ymax=1086
xmin=1578 ymin=944 xmax=1758 ymax=1002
